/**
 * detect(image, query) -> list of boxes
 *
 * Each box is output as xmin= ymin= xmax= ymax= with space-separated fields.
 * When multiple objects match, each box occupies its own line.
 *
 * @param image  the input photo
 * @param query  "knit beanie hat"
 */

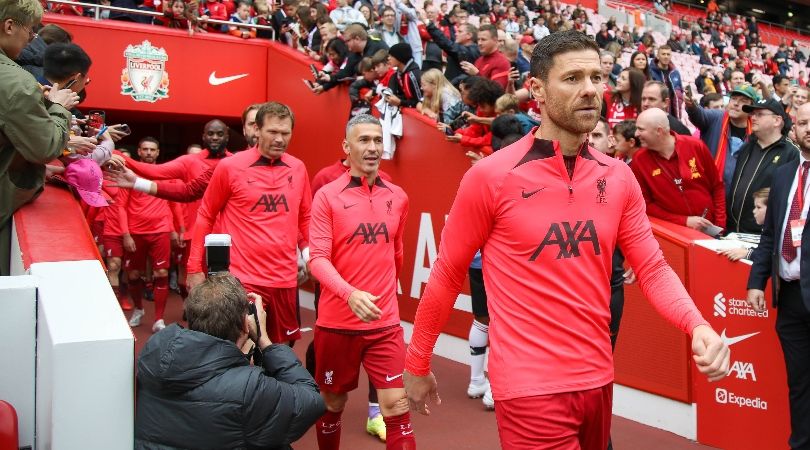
xmin=388 ymin=42 xmax=412 ymax=64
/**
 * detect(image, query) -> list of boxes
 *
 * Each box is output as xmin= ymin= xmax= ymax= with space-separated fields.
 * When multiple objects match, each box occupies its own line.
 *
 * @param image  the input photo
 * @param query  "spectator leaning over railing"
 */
xmin=422 ymin=14 xmax=478 ymax=84
xmin=1 ymin=0 xmax=81 ymax=275
xmin=417 ymin=68 xmax=461 ymax=123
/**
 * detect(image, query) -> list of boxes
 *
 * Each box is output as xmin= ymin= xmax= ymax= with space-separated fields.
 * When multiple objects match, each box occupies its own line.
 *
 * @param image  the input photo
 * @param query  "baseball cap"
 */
xmin=520 ymin=35 xmax=536 ymax=45
xmin=729 ymin=83 xmax=759 ymax=102
xmin=742 ymin=98 xmax=792 ymax=134
xmin=64 ymin=159 xmax=108 ymax=207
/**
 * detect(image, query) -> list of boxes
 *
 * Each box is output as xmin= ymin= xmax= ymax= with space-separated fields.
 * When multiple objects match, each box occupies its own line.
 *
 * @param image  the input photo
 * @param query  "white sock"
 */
xmin=469 ymin=320 xmax=489 ymax=384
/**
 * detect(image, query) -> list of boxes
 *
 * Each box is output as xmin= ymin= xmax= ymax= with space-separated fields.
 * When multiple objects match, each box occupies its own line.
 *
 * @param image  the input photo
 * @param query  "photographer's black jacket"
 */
xmin=135 ymin=324 xmax=325 ymax=450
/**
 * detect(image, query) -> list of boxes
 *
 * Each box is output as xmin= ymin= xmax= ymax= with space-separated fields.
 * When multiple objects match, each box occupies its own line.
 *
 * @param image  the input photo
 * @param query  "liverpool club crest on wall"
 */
xmin=120 ymin=40 xmax=169 ymax=103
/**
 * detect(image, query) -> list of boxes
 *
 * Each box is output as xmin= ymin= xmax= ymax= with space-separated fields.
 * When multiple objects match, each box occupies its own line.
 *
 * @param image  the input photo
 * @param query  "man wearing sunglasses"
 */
xmin=1 ymin=0 xmax=80 ymax=275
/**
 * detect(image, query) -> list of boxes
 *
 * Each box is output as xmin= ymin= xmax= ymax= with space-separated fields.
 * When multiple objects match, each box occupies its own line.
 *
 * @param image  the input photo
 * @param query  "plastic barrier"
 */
xmin=0 ymin=401 xmax=18 ymax=450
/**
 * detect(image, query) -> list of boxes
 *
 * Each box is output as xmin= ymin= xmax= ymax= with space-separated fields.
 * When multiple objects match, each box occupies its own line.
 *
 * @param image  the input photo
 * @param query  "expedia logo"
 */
xmin=250 ymin=194 xmax=289 ymax=212
xmin=347 ymin=222 xmax=390 ymax=244
xmin=715 ymin=388 xmax=767 ymax=410
xmin=529 ymin=220 xmax=600 ymax=261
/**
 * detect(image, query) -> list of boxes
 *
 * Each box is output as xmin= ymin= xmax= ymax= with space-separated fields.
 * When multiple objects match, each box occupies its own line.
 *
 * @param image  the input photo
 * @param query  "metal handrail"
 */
xmin=45 ymin=0 xmax=275 ymax=40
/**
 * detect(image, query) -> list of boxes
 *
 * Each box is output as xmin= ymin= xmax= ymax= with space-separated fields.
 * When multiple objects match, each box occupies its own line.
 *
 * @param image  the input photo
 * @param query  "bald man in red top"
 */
xmin=187 ymin=102 xmax=312 ymax=345
xmin=308 ymin=115 xmax=413 ymax=450
xmin=404 ymin=31 xmax=730 ymax=450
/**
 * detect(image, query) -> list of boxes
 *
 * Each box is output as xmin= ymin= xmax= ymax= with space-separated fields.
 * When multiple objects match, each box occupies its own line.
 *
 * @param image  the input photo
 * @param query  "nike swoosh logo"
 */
xmin=343 ymin=203 xmax=357 ymax=209
xmin=247 ymin=179 xmax=256 ymax=184
xmin=521 ymin=187 xmax=546 ymax=198
xmin=156 ymin=260 xmax=166 ymax=266
xmin=720 ymin=329 xmax=760 ymax=347
xmin=208 ymin=71 xmax=249 ymax=86
xmin=286 ymin=328 xmax=300 ymax=336
xmin=385 ymin=373 xmax=403 ymax=382
xmin=402 ymin=430 xmax=414 ymax=435
xmin=321 ymin=428 xmax=339 ymax=435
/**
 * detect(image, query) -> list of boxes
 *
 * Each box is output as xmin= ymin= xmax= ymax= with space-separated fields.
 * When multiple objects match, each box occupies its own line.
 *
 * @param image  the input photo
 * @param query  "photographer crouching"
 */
xmin=134 ymin=272 xmax=325 ymax=449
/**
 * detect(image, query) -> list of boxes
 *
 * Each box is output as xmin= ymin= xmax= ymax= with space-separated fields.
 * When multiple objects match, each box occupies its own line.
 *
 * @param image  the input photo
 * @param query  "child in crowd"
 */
xmin=417 ymin=68 xmax=461 ymax=123
xmin=494 ymin=93 xmax=539 ymax=134
xmin=384 ymin=42 xmax=422 ymax=108
xmin=200 ymin=0 xmax=228 ymax=32
xmin=719 ymin=188 xmax=769 ymax=261
xmin=611 ymin=119 xmax=640 ymax=163
xmin=442 ymin=77 xmax=504 ymax=155
xmin=155 ymin=0 xmax=190 ymax=29
xmin=348 ymin=57 xmax=379 ymax=116
xmin=227 ymin=0 xmax=256 ymax=38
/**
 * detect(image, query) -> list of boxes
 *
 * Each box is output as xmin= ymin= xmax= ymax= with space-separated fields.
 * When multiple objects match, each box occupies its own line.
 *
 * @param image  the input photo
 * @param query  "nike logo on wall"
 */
xmin=286 ymin=328 xmax=300 ymax=336
xmin=343 ymin=203 xmax=358 ymax=209
xmin=208 ymin=71 xmax=249 ymax=86
xmin=385 ymin=373 xmax=403 ymax=382
xmin=720 ymin=329 xmax=760 ymax=347
xmin=521 ymin=187 xmax=546 ymax=198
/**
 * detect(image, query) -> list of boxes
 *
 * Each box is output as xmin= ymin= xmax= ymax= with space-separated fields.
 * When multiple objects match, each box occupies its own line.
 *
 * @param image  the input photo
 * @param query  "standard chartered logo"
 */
xmin=715 ymin=388 xmax=768 ymax=410
xmin=713 ymin=292 xmax=768 ymax=318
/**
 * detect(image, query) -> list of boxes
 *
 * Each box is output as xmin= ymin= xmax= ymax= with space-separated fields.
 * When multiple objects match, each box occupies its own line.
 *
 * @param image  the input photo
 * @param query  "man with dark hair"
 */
xmin=404 ymin=30 xmax=729 ymax=449
xmin=463 ymin=24 xmax=511 ymax=89
xmin=641 ymin=80 xmax=691 ymax=135
xmin=700 ymin=92 xmax=725 ymax=109
xmin=649 ymin=44 xmax=684 ymax=118
xmin=242 ymin=103 xmax=260 ymax=149
xmin=187 ymin=102 xmax=313 ymax=347
xmin=135 ymin=273 xmax=324 ymax=449
xmin=121 ymin=137 xmax=183 ymax=332
xmin=772 ymin=74 xmax=791 ymax=108
xmin=315 ymin=23 xmax=388 ymax=93
xmin=747 ymin=102 xmax=810 ymax=450
xmin=15 ymin=23 xmax=72 ymax=78
xmin=1 ymin=0 xmax=80 ymax=275
xmin=42 ymin=42 xmax=90 ymax=85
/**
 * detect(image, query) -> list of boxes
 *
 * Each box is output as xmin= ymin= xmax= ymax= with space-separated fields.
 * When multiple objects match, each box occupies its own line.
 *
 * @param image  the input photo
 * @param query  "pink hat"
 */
xmin=65 ymin=159 xmax=108 ymax=207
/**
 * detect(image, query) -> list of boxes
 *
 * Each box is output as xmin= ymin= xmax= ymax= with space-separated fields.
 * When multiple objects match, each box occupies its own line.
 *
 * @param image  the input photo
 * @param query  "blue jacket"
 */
xmin=685 ymin=104 xmax=748 ymax=193
xmin=650 ymin=60 xmax=684 ymax=118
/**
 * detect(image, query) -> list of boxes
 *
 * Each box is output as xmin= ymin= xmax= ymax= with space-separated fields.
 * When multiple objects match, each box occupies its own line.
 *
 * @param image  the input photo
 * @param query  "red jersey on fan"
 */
xmin=309 ymin=172 xmax=409 ymax=330
xmin=604 ymin=91 xmax=639 ymax=129
xmin=188 ymin=147 xmax=312 ymax=288
xmin=474 ymin=51 xmax=511 ymax=90
xmin=405 ymin=133 xmax=709 ymax=401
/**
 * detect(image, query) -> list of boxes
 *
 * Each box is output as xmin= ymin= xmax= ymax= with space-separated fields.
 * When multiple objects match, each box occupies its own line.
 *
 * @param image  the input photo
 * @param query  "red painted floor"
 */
xmin=131 ymin=291 xmax=718 ymax=450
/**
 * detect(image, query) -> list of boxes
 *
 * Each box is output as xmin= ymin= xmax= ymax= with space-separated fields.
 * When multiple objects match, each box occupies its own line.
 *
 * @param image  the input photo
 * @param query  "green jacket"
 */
xmin=0 ymin=47 xmax=71 ymax=226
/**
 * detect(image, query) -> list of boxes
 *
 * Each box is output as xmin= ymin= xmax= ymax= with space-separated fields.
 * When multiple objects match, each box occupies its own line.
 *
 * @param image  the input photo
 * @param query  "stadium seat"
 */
xmin=0 ymin=401 xmax=18 ymax=450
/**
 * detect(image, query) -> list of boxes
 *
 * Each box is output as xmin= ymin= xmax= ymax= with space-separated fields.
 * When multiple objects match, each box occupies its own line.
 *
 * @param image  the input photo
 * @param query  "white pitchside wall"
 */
xmin=0 ymin=259 xmax=134 ymax=449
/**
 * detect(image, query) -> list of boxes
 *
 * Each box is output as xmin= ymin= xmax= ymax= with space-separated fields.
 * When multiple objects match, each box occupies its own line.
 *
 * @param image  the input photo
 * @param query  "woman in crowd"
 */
xmin=417 ymin=69 xmax=462 ymax=123
xmin=629 ymin=50 xmax=651 ymax=80
xmin=603 ymin=68 xmax=644 ymax=129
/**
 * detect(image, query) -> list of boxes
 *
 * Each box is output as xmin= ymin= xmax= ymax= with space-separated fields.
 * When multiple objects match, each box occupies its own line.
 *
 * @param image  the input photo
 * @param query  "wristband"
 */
xmin=133 ymin=177 xmax=152 ymax=193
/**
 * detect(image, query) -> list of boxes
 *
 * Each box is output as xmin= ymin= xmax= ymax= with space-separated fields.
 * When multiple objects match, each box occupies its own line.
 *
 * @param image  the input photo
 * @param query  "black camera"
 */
xmin=205 ymin=234 xmax=231 ymax=275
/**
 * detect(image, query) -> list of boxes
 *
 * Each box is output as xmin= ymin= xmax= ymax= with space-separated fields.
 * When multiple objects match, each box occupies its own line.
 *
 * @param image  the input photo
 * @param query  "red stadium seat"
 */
xmin=0 ymin=401 xmax=19 ymax=450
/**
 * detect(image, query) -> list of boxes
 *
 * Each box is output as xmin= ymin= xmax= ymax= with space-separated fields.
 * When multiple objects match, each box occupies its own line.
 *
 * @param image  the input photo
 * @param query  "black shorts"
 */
xmin=469 ymin=267 xmax=488 ymax=318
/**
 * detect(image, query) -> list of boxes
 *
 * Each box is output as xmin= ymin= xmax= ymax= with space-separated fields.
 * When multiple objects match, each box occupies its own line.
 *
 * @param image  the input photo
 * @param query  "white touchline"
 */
xmin=208 ymin=71 xmax=249 ymax=86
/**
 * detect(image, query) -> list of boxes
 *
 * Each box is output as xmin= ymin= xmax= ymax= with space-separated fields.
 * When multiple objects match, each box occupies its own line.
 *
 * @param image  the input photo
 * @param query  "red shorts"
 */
xmin=124 ymin=233 xmax=171 ymax=271
xmin=241 ymin=284 xmax=300 ymax=343
xmin=314 ymin=326 xmax=406 ymax=393
xmin=91 ymin=220 xmax=104 ymax=244
xmin=102 ymin=234 xmax=123 ymax=259
xmin=495 ymin=384 xmax=612 ymax=450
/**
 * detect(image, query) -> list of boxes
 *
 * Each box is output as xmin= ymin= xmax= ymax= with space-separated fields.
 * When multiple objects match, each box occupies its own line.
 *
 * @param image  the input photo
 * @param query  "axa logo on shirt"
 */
xmin=250 ymin=194 xmax=289 ymax=213
xmin=713 ymin=292 xmax=768 ymax=318
xmin=347 ymin=222 xmax=390 ymax=244
xmin=728 ymin=360 xmax=757 ymax=381
xmin=529 ymin=220 xmax=600 ymax=261
xmin=715 ymin=388 xmax=768 ymax=410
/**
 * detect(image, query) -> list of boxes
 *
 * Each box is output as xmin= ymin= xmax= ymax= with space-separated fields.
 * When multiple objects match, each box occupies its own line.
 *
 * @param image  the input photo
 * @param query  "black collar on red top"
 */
xmin=250 ymin=154 xmax=289 ymax=167
xmin=515 ymin=138 xmax=601 ymax=167
xmin=342 ymin=174 xmax=388 ymax=191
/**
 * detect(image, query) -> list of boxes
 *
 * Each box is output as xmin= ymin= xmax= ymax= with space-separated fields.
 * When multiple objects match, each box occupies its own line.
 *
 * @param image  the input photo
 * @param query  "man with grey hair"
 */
xmin=0 ymin=0 xmax=81 ymax=274
xmin=308 ymin=114 xmax=414 ymax=449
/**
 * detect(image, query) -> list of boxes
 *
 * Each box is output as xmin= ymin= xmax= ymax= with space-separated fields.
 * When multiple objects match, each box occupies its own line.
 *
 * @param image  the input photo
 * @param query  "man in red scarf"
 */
xmin=686 ymin=83 xmax=758 ymax=193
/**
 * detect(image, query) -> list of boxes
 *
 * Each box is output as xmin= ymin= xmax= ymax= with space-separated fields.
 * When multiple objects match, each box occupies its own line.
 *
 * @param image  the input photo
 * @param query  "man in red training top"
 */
xmin=308 ymin=115 xmax=413 ymax=450
xmin=122 ymin=137 xmax=184 ymax=332
xmin=404 ymin=30 xmax=730 ymax=450
xmin=632 ymin=108 xmax=726 ymax=233
xmin=187 ymin=102 xmax=312 ymax=346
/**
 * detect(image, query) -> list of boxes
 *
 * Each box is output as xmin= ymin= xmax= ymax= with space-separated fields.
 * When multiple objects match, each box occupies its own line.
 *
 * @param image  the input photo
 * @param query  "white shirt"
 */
xmin=779 ymin=152 xmax=810 ymax=280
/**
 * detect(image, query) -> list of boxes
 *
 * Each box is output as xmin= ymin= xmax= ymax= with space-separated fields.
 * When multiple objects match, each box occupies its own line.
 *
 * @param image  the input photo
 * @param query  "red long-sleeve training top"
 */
xmin=631 ymin=132 xmax=726 ymax=228
xmin=188 ymin=147 xmax=312 ymax=288
xmin=405 ymin=132 xmax=709 ymax=401
xmin=309 ymin=172 xmax=409 ymax=331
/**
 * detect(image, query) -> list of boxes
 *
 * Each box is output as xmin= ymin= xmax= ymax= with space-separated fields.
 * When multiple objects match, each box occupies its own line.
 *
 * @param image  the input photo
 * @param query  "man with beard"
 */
xmin=125 ymin=119 xmax=232 ymax=297
xmin=187 ymin=102 xmax=312 ymax=347
xmin=747 ymin=102 xmax=810 ymax=450
xmin=242 ymin=103 xmax=260 ymax=149
xmin=403 ymin=30 xmax=729 ymax=449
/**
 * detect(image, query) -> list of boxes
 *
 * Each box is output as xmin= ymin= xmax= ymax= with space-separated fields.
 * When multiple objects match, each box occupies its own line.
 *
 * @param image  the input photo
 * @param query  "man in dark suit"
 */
xmin=747 ymin=102 xmax=810 ymax=450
